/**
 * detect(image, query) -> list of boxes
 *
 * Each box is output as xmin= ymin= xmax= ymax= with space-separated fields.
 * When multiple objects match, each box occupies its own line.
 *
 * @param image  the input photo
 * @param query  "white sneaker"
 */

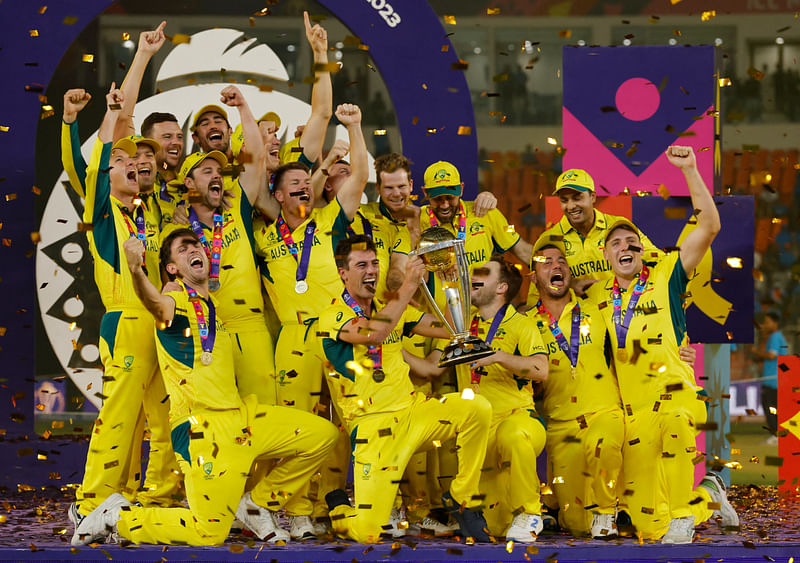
xmin=386 ymin=507 xmax=408 ymax=538
xmin=235 ymin=493 xmax=290 ymax=544
xmin=699 ymin=472 xmax=740 ymax=530
xmin=591 ymin=512 xmax=619 ymax=539
xmin=67 ymin=502 xmax=85 ymax=546
xmin=504 ymin=513 xmax=543 ymax=543
xmin=661 ymin=515 xmax=695 ymax=544
xmin=408 ymin=516 xmax=460 ymax=537
xmin=73 ymin=493 xmax=131 ymax=546
xmin=289 ymin=515 xmax=317 ymax=540
xmin=312 ymin=517 xmax=331 ymax=536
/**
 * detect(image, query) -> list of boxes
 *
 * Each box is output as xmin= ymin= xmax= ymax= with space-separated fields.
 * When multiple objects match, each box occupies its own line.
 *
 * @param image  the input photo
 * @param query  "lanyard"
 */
xmin=427 ymin=201 xmax=466 ymax=240
xmin=184 ymin=283 xmax=216 ymax=362
xmin=537 ymin=300 xmax=581 ymax=370
xmin=347 ymin=211 xmax=373 ymax=240
xmin=275 ymin=213 xmax=316 ymax=284
xmin=341 ymin=289 xmax=383 ymax=374
xmin=159 ymin=178 xmax=171 ymax=202
xmin=188 ymin=207 xmax=224 ymax=290
xmin=469 ymin=303 xmax=508 ymax=384
xmin=611 ymin=265 xmax=650 ymax=349
xmin=120 ymin=200 xmax=147 ymax=273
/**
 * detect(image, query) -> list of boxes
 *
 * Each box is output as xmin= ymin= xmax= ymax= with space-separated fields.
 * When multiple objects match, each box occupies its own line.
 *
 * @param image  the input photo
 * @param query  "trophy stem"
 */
xmin=417 ymin=276 xmax=456 ymax=337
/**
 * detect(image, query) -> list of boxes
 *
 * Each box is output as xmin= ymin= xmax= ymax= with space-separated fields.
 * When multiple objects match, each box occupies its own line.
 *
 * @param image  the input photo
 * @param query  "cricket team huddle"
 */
xmin=62 ymin=15 xmax=739 ymax=548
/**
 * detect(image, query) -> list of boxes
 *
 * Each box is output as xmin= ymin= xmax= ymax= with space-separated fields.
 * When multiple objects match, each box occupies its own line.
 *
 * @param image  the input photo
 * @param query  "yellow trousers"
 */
xmin=274 ymin=323 xmax=323 ymax=411
xmin=481 ymin=408 xmax=547 ymax=535
xmin=75 ymin=311 xmax=180 ymax=515
xmin=331 ymin=392 xmax=492 ymax=543
xmin=546 ymin=408 xmax=624 ymax=536
xmin=230 ymin=329 xmax=276 ymax=405
xmin=117 ymin=396 xmax=338 ymax=545
xmin=622 ymin=391 xmax=713 ymax=539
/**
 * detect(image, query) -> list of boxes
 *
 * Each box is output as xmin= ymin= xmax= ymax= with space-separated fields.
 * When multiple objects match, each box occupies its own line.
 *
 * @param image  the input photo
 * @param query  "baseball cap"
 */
xmin=191 ymin=105 xmax=229 ymax=131
xmin=258 ymin=111 xmax=281 ymax=129
xmin=111 ymin=137 xmax=137 ymax=157
xmin=604 ymin=218 xmax=640 ymax=244
xmin=530 ymin=233 xmax=567 ymax=269
xmin=119 ymin=135 xmax=161 ymax=155
xmin=169 ymin=151 xmax=228 ymax=187
xmin=555 ymin=168 xmax=595 ymax=194
xmin=423 ymin=161 xmax=463 ymax=198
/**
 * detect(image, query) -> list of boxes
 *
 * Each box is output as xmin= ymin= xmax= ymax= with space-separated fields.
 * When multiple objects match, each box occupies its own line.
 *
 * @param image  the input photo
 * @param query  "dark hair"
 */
xmin=490 ymin=254 xmax=522 ymax=304
xmin=765 ymin=311 xmax=781 ymax=324
xmin=531 ymin=244 xmax=563 ymax=271
xmin=141 ymin=112 xmax=179 ymax=138
xmin=160 ymin=228 xmax=200 ymax=281
xmin=374 ymin=153 xmax=412 ymax=187
xmin=272 ymin=161 xmax=310 ymax=193
xmin=334 ymin=235 xmax=377 ymax=269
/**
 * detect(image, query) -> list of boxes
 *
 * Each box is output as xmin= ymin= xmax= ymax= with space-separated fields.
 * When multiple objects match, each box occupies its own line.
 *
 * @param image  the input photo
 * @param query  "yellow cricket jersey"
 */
xmin=161 ymin=181 xmax=264 ymax=332
xmin=319 ymin=299 xmax=424 ymax=427
xmin=155 ymin=176 xmax=186 ymax=227
xmin=588 ymin=251 xmax=699 ymax=412
xmin=531 ymin=291 xmax=621 ymax=422
xmin=254 ymin=198 xmax=352 ymax=325
xmin=81 ymin=138 xmax=162 ymax=311
xmin=156 ymin=289 xmax=241 ymax=428
xmin=466 ymin=305 xmax=546 ymax=414
xmin=350 ymin=201 xmax=411 ymax=301
xmin=528 ymin=211 xmax=662 ymax=306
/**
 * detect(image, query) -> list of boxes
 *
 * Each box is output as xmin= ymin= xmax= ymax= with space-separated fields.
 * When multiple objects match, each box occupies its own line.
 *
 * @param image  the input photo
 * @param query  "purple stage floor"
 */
xmin=0 ymin=486 xmax=797 ymax=562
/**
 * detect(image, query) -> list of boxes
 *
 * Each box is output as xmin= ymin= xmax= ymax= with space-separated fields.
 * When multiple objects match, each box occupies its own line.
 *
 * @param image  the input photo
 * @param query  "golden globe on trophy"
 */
xmin=409 ymin=226 xmax=495 ymax=367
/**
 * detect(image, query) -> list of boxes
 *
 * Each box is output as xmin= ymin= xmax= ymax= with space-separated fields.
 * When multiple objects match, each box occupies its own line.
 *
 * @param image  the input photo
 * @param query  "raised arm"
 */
xmin=99 ymin=83 xmax=123 ymax=144
xmin=221 ymin=85 xmax=266 ymax=206
xmin=124 ymin=237 xmax=175 ymax=324
xmin=114 ymin=21 xmax=167 ymax=141
xmin=669 ymin=145 xmax=721 ymax=274
xmin=61 ymin=88 xmax=92 ymax=198
xmin=311 ymin=138 xmax=349 ymax=202
xmin=338 ymin=257 xmax=426 ymax=346
xmin=511 ymin=238 xmax=533 ymax=265
xmin=332 ymin=104 xmax=368 ymax=219
xmin=297 ymin=11 xmax=333 ymax=163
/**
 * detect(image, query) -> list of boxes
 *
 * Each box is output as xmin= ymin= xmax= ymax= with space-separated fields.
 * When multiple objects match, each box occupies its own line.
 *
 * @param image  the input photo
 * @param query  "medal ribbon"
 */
xmin=275 ymin=213 xmax=316 ymax=284
xmin=426 ymin=201 xmax=466 ymax=240
xmin=184 ymin=284 xmax=216 ymax=358
xmin=346 ymin=211 xmax=373 ymax=240
xmin=159 ymin=178 xmax=171 ymax=202
xmin=468 ymin=303 xmax=508 ymax=384
xmin=188 ymin=207 xmax=224 ymax=288
xmin=611 ymin=264 xmax=650 ymax=349
xmin=341 ymin=289 xmax=382 ymax=373
xmin=536 ymin=300 xmax=581 ymax=369
xmin=120 ymin=200 xmax=148 ymax=273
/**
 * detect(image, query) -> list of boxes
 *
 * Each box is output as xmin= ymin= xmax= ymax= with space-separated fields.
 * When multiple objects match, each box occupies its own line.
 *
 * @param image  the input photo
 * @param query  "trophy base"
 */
xmin=438 ymin=335 xmax=495 ymax=368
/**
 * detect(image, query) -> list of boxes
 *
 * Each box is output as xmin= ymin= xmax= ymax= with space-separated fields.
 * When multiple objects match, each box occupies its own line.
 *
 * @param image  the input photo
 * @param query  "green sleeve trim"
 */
xmin=667 ymin=255 xmax=690 ymax=344
xmin=66 ymin=120 xmax=87 ymax=192
xmin=91 ymin=143 xmax=120 ymax=273
xmin=330 ymin=197 xmax=354 ymax=248
xmin=157 ymin=314 xmax=193 ymax=369
xmin=322 ymin=337 xmax=355 ymax=381
xmin=298 ymin=152 xmax=314 ymax=169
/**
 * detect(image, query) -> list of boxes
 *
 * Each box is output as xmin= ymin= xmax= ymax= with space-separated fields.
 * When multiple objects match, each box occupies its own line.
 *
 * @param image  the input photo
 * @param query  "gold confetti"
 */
xmin=29 ymin=30 xmax=39 ymax=37
xmin=670 ymin=0 xmax=682 ymax=3
xmin=457 ymin=126 xmax=471 ymax=135
xmin=726 ymin=257 xmax=743 ymax=269
xmin=373 ymin=129 xmax=387 ymax=136
xmin=121 ymin=32 xmax=130 ymax=41
xmin=38 ymin=6 xmax=47 ymax=14
xmin=701 ymin=10 xmax=716 ymax=21
xmin=0 ymin=126 xmax=9 ymax=132
xmin=63 ymin=16 xmax=78 ymax=25
xmin=443 ymin=15 xmax=456 ymax=24
xmin=719 ymin=77 xmax=732 ymax=87
xmin=547 ymin=137 xmax=558 ymax=145
xmin=506 ymin=540 xmax=514 ymax=552
xmin=171 ymin=34 xmax=191 ymax=44
xmin=559 ymin=29 xmax=572 ymax=38
xmin=82 ymin=54 xmax=94 ymax=63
